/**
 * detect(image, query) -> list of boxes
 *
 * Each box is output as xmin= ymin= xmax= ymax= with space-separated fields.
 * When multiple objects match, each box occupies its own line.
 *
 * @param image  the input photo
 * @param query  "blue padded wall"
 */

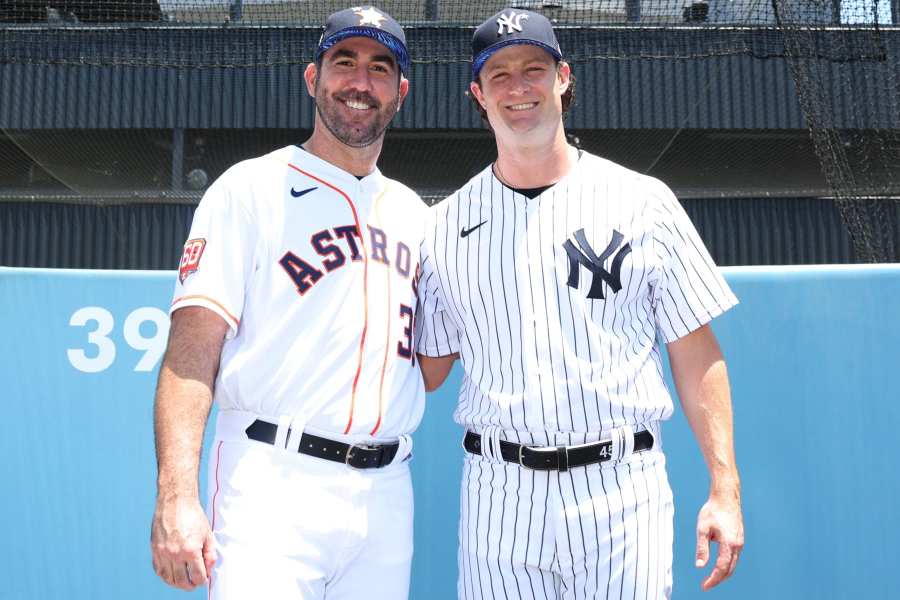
xmin=1 ymin=265 xmax=898 ymax=599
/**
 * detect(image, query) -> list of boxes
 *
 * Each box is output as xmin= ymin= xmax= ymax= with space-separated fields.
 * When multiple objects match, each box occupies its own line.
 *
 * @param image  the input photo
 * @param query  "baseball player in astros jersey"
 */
xmin=150 ymin=7 xmax=427 ymax=599
xmin=417 ymin=10 xmax=744 ymax=599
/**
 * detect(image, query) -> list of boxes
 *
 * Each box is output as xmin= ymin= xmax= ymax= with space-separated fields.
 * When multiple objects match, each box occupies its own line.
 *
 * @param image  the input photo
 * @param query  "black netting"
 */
xmin=1 ymin=1 xmax=896 ymax=66
xmin=773 ymin=0 xmax=898 ymax=260
xmin=1 ymin=0 xmax=898 ymax=263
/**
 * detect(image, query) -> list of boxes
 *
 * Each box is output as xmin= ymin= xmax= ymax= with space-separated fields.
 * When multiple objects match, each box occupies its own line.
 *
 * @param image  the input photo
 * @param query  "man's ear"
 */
xmin=557 ymin=61 xmax=571 ymax=94
xmin=470 ymin=81 xmax=487 ymax=110
xmin=304 ymin=62 xmax=318 ymax=98
xmin=396 ymin=76 xmax=410 ymax=112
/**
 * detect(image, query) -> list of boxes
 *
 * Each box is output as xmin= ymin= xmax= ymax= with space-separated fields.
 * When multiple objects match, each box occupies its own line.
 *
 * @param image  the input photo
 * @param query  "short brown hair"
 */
xmin=468 ymin=65 xmax=576 ymax=125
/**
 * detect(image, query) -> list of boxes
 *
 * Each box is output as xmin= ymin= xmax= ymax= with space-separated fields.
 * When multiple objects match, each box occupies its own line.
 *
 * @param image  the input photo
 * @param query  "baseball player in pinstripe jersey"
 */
xmin=417 ymin=9 xmax=744 ymax=599
xmin=150 ymin=7 xmax=427 ymax=598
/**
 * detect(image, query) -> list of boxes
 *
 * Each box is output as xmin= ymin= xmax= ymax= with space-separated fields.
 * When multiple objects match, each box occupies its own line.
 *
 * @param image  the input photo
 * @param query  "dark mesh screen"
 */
xmin=1 ymin=1 xmax=898 ymax=261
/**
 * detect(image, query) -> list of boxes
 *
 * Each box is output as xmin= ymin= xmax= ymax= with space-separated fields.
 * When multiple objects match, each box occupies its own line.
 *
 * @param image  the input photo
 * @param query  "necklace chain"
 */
xmin=492 ymin=146 xmax=579 ymax=189
xmin=493 ymin=160 xmax=511 ymax=187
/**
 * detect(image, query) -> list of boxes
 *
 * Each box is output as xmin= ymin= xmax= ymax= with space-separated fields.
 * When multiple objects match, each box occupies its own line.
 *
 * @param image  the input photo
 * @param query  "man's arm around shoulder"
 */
xmin=418 ymin=354 xmax=459 ymax=392
xmin=667 ymin=324 xmax=744 ymax=591
xmin=151 ymin=307 xmax=228 ymax=591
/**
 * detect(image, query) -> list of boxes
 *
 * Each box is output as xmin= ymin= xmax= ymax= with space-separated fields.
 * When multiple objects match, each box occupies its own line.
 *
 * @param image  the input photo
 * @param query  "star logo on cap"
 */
xmin=497 ymin=10 xmax=529 ymax=35
xmin=353 ymin=6 xmax=387 ymax=28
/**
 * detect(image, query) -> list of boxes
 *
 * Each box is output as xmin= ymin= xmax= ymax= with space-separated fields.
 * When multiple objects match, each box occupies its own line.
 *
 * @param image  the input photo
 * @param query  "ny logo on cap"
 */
xmin=497 ymin=10 xmax=529 ymax=35
xmin=353 ymin=6 xmax=386 ymax=27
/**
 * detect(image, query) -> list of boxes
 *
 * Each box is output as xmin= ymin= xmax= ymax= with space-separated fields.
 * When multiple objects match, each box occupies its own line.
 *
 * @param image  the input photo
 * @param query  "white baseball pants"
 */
xmin=458 ymin=429 xmax=674 ymax=600
xmin=205 ymin=411 xmax=414 ymax=600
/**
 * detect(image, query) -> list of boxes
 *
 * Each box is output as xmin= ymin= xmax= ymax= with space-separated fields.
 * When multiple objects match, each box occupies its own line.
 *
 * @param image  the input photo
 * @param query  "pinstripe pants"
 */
xmin=458 ymin=447 xmax=674 ymax=600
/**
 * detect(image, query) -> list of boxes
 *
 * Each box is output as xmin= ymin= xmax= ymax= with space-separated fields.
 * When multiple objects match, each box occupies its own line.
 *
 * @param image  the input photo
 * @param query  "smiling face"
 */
xmin=305 ymin=36 xmax=409 ymax=148
xmin=471 ymin=44 xmax=570 ymax=142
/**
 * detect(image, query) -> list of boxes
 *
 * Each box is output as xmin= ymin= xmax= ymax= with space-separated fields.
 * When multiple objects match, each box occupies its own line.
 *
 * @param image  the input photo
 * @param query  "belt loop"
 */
xmin=285 ymin=415 xmax=307 ymax=454
xmin=646 ymin=421 xmax=661 ymax=450
xmin=274 ymin=415 xmax=292 ymax=450
xmin=609 ymin=428 xmax=621 ymax=465
xmin=620 ymin=424 xmax=635 ymax=461
xmin=556 ymin=446 xmax=569 ymax=472
xmin=491 ymin=429 xmax=504 ymax=464
xmin=388 ymin=434 xmax=413 ymax=466
xmin=609 ymin=425 xmax=635 ymax=465
xmin=480 ymin=427 xmax=504 ymax=465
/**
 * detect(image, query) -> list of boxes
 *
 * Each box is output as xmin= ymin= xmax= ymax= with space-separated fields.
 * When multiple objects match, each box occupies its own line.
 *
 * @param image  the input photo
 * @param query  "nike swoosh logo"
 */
xmin=290 ymin=186 xmax=317 ymax=198
xmin=460 ymin=220 xmax=488 ymax=238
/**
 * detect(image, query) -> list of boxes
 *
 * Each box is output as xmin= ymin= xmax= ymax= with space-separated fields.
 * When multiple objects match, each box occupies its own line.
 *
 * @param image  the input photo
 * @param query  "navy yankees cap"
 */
xmin=472 ymin=9 xmax=562 ymax=80
xmin=316 ymin=6 xmax=410 ymax=76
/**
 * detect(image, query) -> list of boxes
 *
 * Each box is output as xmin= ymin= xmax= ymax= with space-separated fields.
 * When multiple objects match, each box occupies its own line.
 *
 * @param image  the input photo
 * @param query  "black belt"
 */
xmin=245 ymin=419 xmax=399 ymax=469
xmin=463 ymin=430 xmax=654 ymax=472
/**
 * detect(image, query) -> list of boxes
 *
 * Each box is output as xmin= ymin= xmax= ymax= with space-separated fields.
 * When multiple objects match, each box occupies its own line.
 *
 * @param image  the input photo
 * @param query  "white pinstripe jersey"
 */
xmin=172 ymin=145 xmax=426 ymax=442
xmin=417 ymin=151 xmax=737 ymax=436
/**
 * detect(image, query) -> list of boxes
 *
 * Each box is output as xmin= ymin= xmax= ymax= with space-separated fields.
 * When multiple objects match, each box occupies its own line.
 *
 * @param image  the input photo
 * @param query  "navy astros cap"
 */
xmin=316 ymin=6 xmax=410 ymax=76
xmin=472 ymin=9 xmax=562 ymax=80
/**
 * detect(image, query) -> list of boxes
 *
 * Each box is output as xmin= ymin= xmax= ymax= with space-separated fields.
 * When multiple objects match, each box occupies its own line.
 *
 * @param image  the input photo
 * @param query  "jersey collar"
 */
xmin=290 ymin=144 xmax=386 ymax=191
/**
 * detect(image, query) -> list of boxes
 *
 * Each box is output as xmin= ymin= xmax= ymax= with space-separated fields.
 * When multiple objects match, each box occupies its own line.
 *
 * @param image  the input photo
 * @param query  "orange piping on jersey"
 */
xmin=286 ymin=162 xmax=368 ymax=435
xmin=369 ymin=266 xmax=390 ymax=435
xmin=370 ymin=186 xmax=392 ymax=435
xmin=207 ymin=440 xmax=223 ymax=599
xmin=172 ymin=295 xmax=239 ymax=328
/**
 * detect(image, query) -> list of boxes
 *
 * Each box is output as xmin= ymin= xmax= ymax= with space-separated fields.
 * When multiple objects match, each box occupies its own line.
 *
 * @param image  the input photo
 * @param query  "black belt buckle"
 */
xmin=519 ymin=446 xmax=569 ymax=471
xmin=517 ymin=444 xmax=526 ymax=468
xmin=345 ymin=442 xmax=387 ymax=469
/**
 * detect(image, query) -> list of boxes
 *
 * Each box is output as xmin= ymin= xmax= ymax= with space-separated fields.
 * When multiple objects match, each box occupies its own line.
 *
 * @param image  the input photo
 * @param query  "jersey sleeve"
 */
xmin=170 ymin=170 xmax=259 ymax=338
xmin=650 ymin=181 xmax=738 ymax=343
xmin=415 ymin=237 xmax=461 ymax=357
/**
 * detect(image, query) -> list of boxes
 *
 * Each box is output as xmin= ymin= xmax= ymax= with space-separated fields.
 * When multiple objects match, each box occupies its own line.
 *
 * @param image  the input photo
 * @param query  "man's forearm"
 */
xmin=154 ymin=307 xmax=227 ymax=499
xmin=154 ymin=368 xmax=215 ymax=498
xmin=417 ymin=353 xmax=459 ymax=392
xmin=668 ymin=325 xmax=740 ymax=496
xmin=683 ymin=360 xmax=739 ymax=496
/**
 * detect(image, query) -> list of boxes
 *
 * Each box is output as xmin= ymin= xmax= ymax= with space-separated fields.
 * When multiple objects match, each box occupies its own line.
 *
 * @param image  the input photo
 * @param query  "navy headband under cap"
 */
xmin=471 ymin=9 xmax=562 ymax=79
xmin=316 ymin=6 xmax=410 ymax=76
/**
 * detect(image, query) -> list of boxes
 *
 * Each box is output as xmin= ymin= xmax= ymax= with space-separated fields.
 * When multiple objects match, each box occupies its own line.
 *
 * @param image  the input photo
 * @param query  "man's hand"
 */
xmin=695 ymin=492 xmax=744 ymax=591
xmin=151 ymin=495 xmax=217 ymax=590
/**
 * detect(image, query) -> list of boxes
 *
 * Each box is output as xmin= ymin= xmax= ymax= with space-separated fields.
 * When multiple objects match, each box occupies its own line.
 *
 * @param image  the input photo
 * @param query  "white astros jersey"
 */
xmin=172 ymin=145 xmax=426 ymax=441
xmin=417 ymin=151 xmax=737 ymax=436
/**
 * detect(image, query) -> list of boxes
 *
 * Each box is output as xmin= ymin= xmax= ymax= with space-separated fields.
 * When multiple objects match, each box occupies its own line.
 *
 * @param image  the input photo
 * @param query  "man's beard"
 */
xmin=315 ymin=84 xmax=399 ymax=149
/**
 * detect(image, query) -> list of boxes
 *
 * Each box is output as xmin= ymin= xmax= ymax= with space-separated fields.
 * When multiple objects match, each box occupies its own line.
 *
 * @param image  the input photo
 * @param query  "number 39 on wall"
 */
xmin=67 ymin=306 xmax=170 ymax=373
